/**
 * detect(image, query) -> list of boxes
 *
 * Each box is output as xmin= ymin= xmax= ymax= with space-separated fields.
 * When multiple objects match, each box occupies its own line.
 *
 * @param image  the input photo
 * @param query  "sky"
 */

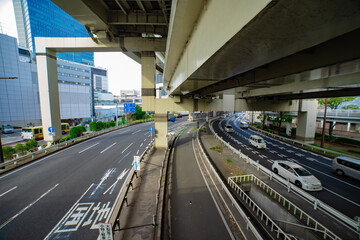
xmin=0 ymin=0 xmax=141 ymax=95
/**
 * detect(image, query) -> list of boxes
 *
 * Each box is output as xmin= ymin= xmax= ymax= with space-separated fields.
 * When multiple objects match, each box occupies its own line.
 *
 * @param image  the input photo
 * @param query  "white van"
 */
xmin=332 ymin=156 xmax=360 ymax=181
xmin=240 ymin=122 xmax=249 ymax=129
xmin=249 ymin=135 xmax=266 ymax=149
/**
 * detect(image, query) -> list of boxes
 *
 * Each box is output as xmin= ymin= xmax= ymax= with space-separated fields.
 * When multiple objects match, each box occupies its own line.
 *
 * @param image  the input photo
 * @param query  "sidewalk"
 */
xmin=114 ymin=148 xmax=165 ymax=240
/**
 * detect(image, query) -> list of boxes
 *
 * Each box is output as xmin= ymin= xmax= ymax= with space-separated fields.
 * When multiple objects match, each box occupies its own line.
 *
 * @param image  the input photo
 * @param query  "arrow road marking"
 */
xmin=91 ymin=168 xmax=116 ymax=196
xmin=103 ymin=169 xmax=129 ymax=195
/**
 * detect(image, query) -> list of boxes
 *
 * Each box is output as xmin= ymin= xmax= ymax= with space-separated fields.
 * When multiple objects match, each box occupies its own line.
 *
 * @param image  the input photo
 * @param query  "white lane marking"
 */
xmin=286 ymin=150 xmax=294 ymax=153
xmin=136 ymin=149 xmax=139 ymax=155
xmin=323 ymin=187 xmax=360 ymax=208
xmin=103 ymin=169 xmax=129 ymax=195
xmin=132 ymin=130 xmax=142 ymax=135
xmin=307 ymin=158 xmax=316 ymax=161
xmin=100 ymin=142 xmax=117 ymax=154
xmin=0 ymin=184 xmax=58 ymax=229
xmin=267 ymin=160 xmax=274 ymax=163
xmin=78 ymin=143 xmax=99 ymax=154
xmin=140 ymin=143 xmax=143 ymax=148
xmin=0 ymin=186 xmax=18 ymax=197
xmin=45 ymin=184 xmax=93 ymax=239
xmin=278 ymin=154 xmax=287 ymax=158
xmin=295 ymin=153 xmax=304 ymax=157
xmin=121 ymin=142 xmax=133 ymax=154
xmin=144 ymin=138 xmax=147 ymax=142
xmin=259 ymin=155 xmax=266 ymax=159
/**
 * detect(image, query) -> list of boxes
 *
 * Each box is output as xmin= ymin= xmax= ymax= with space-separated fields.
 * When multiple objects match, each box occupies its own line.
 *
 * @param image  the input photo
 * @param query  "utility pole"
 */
xmin=321 ymin=98 xmax=328 ymax=148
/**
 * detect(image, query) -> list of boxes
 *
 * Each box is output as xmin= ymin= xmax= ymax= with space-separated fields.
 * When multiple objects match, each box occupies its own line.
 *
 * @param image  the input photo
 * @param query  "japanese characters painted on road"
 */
xmin=134 ymin=156 xmax=140 ymax=171
xmin=98 ymin=223 xmax=113 ymax=240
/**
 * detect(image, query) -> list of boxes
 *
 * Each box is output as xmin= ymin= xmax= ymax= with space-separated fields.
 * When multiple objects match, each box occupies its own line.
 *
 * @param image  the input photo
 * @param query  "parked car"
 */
xmin=272 ymin=160 xmax=323 ymax=191
xmin=249 ymin=135 xmax=266 ymax=149
xmin=240 ymin=122 xmax=249 ymax=129
xmin=224 ymin=124 xmax=234 ymax=133
xmin=332 ymin=156 xmax=360 ymax=181
xmin=2 ymin=125 xmax=14 ymax=134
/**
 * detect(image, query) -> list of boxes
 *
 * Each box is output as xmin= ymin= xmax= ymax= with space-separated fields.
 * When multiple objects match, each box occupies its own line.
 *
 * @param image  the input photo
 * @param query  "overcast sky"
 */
xmin=0 ymin=0 xmax=141 ymax=95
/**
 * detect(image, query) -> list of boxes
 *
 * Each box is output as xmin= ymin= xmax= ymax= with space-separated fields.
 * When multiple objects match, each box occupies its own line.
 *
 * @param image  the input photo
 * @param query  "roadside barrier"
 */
xmin=209 ymin=118 xmax=360 ymax=234
xmin=0 ymin=120 xmax=153 ymax=172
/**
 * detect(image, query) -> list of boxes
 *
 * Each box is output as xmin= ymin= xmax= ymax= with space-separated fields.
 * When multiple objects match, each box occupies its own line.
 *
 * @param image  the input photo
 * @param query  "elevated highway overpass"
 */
xmin=35 ymin=0 xmax=360 ymax=147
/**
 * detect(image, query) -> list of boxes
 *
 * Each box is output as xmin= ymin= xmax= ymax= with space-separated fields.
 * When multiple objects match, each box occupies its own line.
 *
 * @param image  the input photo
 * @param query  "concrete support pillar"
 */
xmin=141 ymin=51 xmax=156 ymax=111
xmin=223 ymin=89 xmax=235 ymax=112
xmin=36 ymin=49 xmax=61 ymax=144
xmin=347 ymin=122 xmax=351 ymax=132
xmin=296 ymin=101 xmax=317 ymax=143
xmin=154 ymin=111 xmax=168 ymax=149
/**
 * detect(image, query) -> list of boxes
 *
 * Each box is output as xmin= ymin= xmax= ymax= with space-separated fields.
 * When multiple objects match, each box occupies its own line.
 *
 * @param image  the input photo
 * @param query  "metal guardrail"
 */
xmin=229 ymin=175 xmax=340 ymax=240
xmin=209 ymin=118 xmax=360 ymax=233
xmin=111 ymin=139 xmax=155 ymax=232
xmin=248 ymin=124 xmax=360 ymax=160
xmin=195 ymin=123 xmax=263 ymax=240
xmin=0 ymin=120 xmax=153 ymax=170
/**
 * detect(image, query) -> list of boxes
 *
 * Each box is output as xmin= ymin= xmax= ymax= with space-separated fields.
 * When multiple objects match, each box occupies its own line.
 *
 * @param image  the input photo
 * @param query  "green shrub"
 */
xmin=109 ymin=120 xmax=116 ymax=127
xmin=2 ymin=146 xmax=15 ymax=159
xmin=14 ymin=144 xmax=26 ymax=155
xmin=69 ymin=127 xmax=81 ymax=139
xmin=96 ymin=121 xmax=104 ymax=131
xmin=25 ymin=140 xmax=38 ymax=152
xmin=89 ymin=121 xmax=97 ymax=131
xmin=59 ymin=136 xmax=71 ymax=142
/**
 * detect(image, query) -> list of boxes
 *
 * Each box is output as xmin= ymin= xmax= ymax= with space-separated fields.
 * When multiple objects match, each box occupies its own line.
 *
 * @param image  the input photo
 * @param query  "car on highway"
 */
xmin=240 ymin=122 xmax=249 ymax=129
xmin=272 ymin=160 xmax=323 ymax=191
xmin=2 ymin=125 xmax=15 ymax=134
xmin=249 ymin=135 xmax=266 ymax=149
xmin=224 ymin=124 xmax=234 ymax=133
xmin=332 ymin=156 xmax=360 ymax=181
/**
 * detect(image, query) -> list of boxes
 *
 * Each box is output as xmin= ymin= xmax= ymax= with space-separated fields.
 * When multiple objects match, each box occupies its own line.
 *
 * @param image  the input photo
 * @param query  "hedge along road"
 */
xmin=0 ymin=119 xmax=187 ymax=240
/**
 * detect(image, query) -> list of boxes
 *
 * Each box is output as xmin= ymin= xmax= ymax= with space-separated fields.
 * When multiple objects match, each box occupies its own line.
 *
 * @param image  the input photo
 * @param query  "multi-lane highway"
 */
xmin=213 ymin=113 xmax=360 ymax=221
xmin=0 ymin=119 xmax=188 ymax=240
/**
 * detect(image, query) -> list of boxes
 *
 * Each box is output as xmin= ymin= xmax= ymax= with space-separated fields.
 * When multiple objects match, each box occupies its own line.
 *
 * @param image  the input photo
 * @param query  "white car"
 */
xmin=224 ymin=124 xmax=234 ymax=133
xmin=272 ymin=160 xmax=322 ymax=191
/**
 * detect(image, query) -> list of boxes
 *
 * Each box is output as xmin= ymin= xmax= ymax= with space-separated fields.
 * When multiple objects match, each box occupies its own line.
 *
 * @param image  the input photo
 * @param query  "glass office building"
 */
xmin=13 ymin=0 xmax=94 ymax=65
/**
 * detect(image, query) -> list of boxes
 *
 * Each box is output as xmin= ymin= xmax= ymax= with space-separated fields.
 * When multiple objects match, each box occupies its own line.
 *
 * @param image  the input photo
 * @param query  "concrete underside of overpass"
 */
xmin=36 ymin=0 xmax=360 ymax=147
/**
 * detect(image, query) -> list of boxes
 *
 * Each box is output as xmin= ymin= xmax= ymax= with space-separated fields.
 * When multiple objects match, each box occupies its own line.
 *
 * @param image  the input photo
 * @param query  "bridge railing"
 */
xmin=0 ymin=120 xmax=153 ymax=171
xmin=208 ymin=118 xmax=360 ymax=233
xmin=229 ymin=175 xmax=340 ymax=240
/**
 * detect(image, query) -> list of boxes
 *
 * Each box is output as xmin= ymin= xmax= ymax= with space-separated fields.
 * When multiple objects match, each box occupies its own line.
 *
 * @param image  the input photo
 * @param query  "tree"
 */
xmin=318 ymin=97 xmax=354 ymax=110
xmin=342 ymin=104 xmax=359 ymax=110
xmin=318 ymin=97 xmax=355 ymax=136
xmin=25 ymin=140 xmax=38 ymax=152
xmin=14 ymin=144 xmax=26 ymax=155
xmin=132 ymin=105 xmax=146 ymax=120
xmin=2 ymin=146 xmax=15 ymax=159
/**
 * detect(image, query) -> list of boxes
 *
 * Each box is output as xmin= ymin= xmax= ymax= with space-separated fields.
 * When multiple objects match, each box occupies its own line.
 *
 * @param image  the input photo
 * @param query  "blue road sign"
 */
xmin=149 ymin=127 xmax=154 ymax=133
xmin=124 ymin=103 xmax=136 ymax=113
xmin=48 ymin=127 xmax=55 ymax=133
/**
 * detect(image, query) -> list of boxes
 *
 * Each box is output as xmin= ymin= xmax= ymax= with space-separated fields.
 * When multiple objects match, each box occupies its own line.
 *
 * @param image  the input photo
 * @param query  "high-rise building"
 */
xmin=0 ymin=33 xmax=106 ymax=127
xmin=12 ymin=0 xmax=94 ymax=65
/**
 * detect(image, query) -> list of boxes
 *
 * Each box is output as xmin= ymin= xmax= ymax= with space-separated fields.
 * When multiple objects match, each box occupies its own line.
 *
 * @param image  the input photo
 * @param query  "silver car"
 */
xmin=272 ymin=160 xmax=322 ymax=191
xmin=224 ymin=124 xmax=234 ymax=133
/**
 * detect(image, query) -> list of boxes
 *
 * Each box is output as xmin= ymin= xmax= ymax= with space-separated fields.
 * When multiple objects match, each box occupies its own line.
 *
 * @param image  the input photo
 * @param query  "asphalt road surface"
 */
xmin=213 ymin=114 xmax=360 ymax=220
xmin=0 ymin=119 xmax=188 ymax=240
xmin=171 ymin=123 xmax=234 ymax=240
